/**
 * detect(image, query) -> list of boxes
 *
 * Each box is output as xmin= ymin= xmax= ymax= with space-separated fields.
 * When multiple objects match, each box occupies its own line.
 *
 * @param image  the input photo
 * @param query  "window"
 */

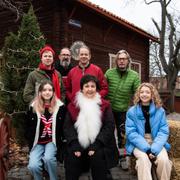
xmin=108 ymin=53 xmax=116 ymax=69
xmin=129 ymin=60 xmax=141 ymax=79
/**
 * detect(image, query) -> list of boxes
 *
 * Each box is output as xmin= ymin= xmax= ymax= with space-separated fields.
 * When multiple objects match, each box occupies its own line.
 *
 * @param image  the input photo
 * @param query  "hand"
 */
xmin=88 ymin=150 xmax=95 ymax=156
xmin=148 ymin=153 xmax=156 ymax=161
xmin=74 ymin=151 xmax=81 ymax=157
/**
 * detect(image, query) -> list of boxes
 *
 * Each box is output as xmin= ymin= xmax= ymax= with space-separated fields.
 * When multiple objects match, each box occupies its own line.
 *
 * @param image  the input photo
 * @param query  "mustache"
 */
xmin=62 ymin=58 xmax=69 ymax=61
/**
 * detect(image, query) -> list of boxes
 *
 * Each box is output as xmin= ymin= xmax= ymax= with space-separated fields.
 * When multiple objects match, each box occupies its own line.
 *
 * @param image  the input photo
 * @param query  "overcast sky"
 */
xmin=89 ymin=0 xmax=180 ymax=35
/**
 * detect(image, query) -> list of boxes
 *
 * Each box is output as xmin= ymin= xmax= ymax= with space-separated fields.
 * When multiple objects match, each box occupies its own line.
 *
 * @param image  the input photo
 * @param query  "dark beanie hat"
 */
xmin=39 ymin=45 xmax=55 ymax=58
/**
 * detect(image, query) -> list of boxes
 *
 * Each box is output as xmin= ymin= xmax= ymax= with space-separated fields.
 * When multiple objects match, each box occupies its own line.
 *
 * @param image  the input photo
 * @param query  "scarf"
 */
xmin=39 ymin=62 xmax=61 ymax=99
xmin=40 ymin=114 xmax=53 ymax=138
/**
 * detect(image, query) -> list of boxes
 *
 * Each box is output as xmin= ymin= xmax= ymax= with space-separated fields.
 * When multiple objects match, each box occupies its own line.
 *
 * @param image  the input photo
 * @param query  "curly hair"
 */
xmin=133 ymin=82 xmax=162 ymax=108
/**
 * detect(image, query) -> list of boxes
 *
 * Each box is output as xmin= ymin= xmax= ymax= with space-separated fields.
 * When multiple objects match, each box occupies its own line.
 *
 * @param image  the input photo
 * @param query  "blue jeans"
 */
xmin=28 ymin=142 xmax=58 ymax=180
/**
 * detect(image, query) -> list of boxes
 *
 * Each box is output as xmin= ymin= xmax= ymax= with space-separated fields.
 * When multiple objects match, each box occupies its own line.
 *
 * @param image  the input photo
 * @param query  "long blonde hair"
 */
xmin=133 ymin=82 xmax=162 ymax=108
xmin=32 ymin=80 xmax=57 ymax=114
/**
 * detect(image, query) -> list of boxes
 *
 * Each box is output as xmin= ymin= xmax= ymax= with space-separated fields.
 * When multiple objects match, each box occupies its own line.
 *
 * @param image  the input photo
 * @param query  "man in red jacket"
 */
xmin=66 ymin=45 xmax=108 ymax=103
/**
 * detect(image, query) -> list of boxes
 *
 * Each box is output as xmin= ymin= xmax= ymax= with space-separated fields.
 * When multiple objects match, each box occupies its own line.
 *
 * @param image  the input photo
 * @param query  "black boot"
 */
xmin=106 ymin=169 xmax=113 ymax=180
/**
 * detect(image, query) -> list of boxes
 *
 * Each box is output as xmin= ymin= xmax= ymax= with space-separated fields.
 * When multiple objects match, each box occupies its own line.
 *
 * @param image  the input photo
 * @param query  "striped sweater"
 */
xmin=105 ymin=68 xmax=140 ymax=112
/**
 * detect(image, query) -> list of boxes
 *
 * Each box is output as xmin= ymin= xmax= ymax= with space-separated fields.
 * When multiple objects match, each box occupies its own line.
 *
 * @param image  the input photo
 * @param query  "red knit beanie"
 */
xmin=39 ymin=45 xmax=55 ymax=58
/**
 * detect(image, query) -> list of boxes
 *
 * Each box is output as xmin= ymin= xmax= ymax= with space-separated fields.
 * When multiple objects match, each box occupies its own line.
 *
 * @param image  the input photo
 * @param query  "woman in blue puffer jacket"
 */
xmin=125 ymin=83 xmax=172 ymax=180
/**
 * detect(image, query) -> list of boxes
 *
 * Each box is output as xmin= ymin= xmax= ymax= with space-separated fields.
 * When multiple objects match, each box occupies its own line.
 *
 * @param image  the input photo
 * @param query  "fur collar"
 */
xmin=74 ymin=92 xmax=102 ymax=148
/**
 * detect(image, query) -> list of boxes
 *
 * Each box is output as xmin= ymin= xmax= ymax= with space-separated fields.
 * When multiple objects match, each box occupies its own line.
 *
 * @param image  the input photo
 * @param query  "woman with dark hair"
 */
xmin=25 ymin=80 xmax=65 ymax=180
xmin=64 ymin=74 xmax=118 ymax=180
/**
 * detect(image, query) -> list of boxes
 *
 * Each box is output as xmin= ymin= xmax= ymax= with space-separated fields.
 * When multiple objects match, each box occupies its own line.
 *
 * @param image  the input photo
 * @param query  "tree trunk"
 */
xmin=167 ymin=74 xmax=176 ymax=112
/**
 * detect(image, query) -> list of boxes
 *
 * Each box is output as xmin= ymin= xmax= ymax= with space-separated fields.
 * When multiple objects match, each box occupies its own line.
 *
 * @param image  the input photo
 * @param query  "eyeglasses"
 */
xmin=61 ymin=54 xmax=71 ymax=57
xmin=117 ymin=58 xmax=128 ymax=61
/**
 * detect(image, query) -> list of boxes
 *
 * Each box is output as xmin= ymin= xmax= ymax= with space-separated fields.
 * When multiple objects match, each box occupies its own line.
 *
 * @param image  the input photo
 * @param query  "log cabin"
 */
xmin=0 ymin=0 xmax=158 ymax=81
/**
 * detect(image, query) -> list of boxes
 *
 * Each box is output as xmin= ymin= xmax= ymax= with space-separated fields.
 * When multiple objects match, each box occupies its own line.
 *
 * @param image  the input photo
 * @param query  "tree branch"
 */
xmin=0 ymin=0 xmax=28 ymax=21
xmin=166 ymin=13 xmax=175 ymax=68
xmin=174 ymin=40 xmax=180 ymax=58
xmin=144 ymin=0 xmax=160 ymax=5
xmin=173 ymin=39 xmax=180 ymax=68
xmin=166 ymin=0 xmax=172 ymax=7
xmin=152 ymin=18 xmax=161 ymax=35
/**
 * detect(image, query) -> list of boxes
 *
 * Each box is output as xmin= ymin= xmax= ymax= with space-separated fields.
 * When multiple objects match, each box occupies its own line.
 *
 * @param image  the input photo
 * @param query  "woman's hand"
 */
xmin=88 ymin=150 xmax=95 ymax=156
xmin=74 ymin=151 xmax=81 ymax=157
xmin=148 ymin=153 xmax=156 ymax=161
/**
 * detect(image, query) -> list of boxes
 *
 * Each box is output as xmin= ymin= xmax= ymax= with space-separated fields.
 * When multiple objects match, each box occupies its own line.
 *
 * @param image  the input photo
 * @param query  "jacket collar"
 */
xmin=136 ymin=102 xmax=156 ymax=120
xmin=116 ymin=68 xmax=129 ymax=76
xmin=67 ymin=91 xmax=109 ymax=123
xmin=78 ymin=62 xmax=90 ymax=69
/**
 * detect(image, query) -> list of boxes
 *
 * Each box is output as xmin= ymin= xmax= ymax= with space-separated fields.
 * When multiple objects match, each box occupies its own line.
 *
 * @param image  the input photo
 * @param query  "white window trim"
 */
xmin=108 ymin=53 xmax=116 ymax=69
xmin=129 ymin=60 xmax=141 ymax=79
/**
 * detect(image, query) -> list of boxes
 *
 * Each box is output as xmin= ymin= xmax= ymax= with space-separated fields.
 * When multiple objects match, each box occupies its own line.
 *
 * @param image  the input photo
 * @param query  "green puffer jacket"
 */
xmin=23 ymin=68 xmax=65 ymax=104
xmin=105 ymin=68 xmax=140 ymax=112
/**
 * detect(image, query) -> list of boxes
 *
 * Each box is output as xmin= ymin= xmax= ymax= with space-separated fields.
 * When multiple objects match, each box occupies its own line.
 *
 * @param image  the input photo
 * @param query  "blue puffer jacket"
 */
xmin=125 ymin=102 xmax=171 ymax=156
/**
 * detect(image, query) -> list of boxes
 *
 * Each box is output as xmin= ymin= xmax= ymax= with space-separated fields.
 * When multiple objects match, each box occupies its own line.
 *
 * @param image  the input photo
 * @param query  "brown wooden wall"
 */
xmin=0 ymin=0 xmax=150 ymax=82
xmin=65 ymin=1 xmax=149 ymax=81
xmin=175 ymin=96 xmax=180 ymax=113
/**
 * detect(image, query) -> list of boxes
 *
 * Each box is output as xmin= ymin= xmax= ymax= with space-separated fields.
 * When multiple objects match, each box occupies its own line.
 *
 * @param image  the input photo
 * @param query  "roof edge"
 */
xmin=78 ymin=0 xmax=159 ymax=42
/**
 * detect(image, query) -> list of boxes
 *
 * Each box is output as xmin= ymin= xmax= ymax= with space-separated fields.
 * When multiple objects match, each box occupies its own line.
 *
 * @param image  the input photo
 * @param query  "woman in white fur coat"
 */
xmin=64 ymin=74 xmax=118 ymax=180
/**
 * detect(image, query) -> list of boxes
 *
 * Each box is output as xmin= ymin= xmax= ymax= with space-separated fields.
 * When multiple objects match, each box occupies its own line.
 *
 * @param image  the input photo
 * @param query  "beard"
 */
xmin=117 ymin=66 xmax=128 ymax=72
xmin=60 ymin=59 xmax=70 ymax=68
xmin=117 ymin=62 xmax=129 ymax=72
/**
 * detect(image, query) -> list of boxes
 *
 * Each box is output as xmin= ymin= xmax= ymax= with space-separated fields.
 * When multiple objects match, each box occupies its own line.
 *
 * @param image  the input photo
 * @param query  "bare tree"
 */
xmin=149 ymin=41 xmax=165 ymax=90
xmin=0 ymin=0 xmax=29 ymax=21
xmin=145 ymin=0 xmax=180 ymax=112
xmin=150 ymin=42 xmax=164 ymax=77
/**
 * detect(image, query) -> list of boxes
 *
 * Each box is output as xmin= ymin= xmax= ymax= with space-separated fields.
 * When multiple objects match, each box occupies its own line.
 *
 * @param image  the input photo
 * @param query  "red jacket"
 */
xmin=66 ymin=63 xmax=108 ymax=102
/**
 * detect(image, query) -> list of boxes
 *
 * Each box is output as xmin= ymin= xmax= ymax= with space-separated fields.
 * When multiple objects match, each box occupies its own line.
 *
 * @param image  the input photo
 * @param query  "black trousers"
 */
xmin=113 ymin=111 xmax=126 ymax=148
xmin=65 ymin=149 xmax=107 ymax=180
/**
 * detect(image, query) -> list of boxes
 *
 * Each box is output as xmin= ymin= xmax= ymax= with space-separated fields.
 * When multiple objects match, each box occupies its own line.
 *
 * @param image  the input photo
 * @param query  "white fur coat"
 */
xmin=74 ymin=92 xmax=102 ymax=149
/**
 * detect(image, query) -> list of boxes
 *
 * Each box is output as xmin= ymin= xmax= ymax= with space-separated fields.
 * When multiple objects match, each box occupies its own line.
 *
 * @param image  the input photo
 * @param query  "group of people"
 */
xmin=23 ymin=44 xmax=172 ymax=180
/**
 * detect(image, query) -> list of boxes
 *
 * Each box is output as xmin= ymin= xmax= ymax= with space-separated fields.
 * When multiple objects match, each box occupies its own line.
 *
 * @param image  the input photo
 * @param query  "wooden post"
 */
xmin=0 ymin=113 xmax=10 ymax=180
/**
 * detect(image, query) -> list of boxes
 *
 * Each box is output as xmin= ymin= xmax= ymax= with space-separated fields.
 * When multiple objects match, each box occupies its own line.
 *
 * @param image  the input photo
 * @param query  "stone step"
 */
xmin=8 ymin=164 xmax=137 ymax=180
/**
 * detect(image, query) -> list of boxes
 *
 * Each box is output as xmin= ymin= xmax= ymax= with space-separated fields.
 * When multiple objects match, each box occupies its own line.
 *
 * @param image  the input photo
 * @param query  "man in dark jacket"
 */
xmin=55 ymin=47 xmax=74 ymax=87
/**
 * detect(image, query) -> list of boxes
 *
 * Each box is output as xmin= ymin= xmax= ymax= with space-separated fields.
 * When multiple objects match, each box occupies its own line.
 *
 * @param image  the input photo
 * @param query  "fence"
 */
xmin=159 ymin=91 xmax=180 ymax=113
xmin=0 ymin=112 xmax=10 ymax=180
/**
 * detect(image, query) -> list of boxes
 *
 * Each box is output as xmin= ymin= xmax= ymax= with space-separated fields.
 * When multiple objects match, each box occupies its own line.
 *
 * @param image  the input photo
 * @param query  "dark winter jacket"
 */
xmin=25 ymin=100 xmax=66 ymax=162
xmin=54 ymin=61 xmax=74 ymax=90
xmin=64 ymin=93 xmax=118 ymax=169
xmin=55 ymin=60 xmax=74 ymax=77
xmin=23 ymin=68 xmax=65 ymax=104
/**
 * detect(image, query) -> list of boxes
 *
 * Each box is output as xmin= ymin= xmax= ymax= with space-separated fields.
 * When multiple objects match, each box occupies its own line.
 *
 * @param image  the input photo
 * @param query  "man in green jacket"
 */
xmin=105 ymin=49 xmax=140 ymax=170
xmin=23 ymin=45 xmax=65 ymax=104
